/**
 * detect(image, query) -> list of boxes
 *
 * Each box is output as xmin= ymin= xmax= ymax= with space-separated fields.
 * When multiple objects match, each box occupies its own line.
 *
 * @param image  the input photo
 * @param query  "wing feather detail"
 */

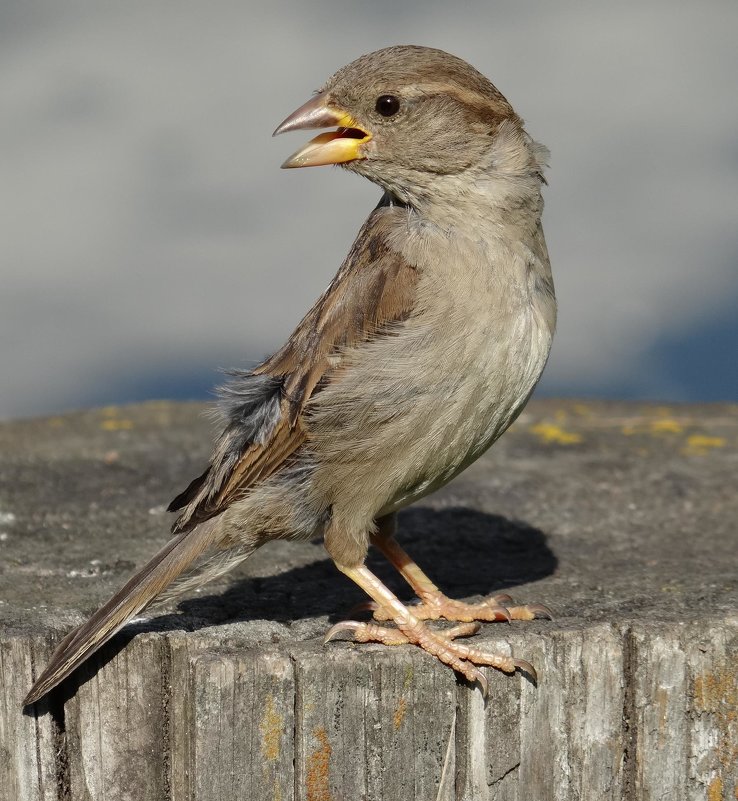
xmin=170 ymin=199 xmax=419 ymax=532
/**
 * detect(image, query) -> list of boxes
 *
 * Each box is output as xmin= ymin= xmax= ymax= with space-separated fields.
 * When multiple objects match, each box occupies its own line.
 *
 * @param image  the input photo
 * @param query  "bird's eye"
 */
xmin=375 ymin=95 xmax=400 ymax=117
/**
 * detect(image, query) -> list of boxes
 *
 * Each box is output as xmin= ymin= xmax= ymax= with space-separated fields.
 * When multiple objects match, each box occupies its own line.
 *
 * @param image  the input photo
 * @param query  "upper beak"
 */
xmin=273 ymin=93 xmax=371 ymax=169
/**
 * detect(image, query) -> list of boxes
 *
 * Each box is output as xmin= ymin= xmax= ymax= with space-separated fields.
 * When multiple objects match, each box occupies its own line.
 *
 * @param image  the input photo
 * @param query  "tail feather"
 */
xmin=153 ymin=545 xmax=256 ymax=608
xmin=24 ymin=520 xmax=220 ymax=706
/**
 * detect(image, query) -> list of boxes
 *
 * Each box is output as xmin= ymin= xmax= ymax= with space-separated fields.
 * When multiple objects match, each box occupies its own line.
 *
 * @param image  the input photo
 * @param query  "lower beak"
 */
xmin=273 ymin=93 xmax=371 ymax=169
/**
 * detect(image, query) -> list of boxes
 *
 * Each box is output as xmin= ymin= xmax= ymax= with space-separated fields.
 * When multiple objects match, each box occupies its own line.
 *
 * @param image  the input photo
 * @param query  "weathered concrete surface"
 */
xmin=0 ymin=399 xmax=736 ymax=800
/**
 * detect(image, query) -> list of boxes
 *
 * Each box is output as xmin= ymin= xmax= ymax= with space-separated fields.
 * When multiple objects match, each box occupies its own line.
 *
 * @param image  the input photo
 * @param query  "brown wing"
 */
xmin=170 ymin=197 xmax=419 ymax=532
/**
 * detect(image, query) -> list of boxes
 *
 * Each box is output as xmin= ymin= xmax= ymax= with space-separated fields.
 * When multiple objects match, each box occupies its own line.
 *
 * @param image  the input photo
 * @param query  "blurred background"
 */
xmin=2 ymin=0 xmax=737 ymax=420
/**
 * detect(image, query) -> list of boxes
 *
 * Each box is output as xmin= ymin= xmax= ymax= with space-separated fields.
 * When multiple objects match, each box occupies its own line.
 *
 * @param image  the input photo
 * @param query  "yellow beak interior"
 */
xmin=281 ymin=125 xmax=371 ymax=169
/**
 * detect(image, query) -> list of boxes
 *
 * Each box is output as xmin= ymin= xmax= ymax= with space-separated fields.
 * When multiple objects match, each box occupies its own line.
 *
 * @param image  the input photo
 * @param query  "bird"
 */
xmin=25 ymin=45 xmax=556 ymax=706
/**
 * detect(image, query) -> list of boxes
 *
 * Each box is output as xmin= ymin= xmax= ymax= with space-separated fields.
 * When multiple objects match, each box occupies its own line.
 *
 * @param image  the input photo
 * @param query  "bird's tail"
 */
xmin=24 ymin=518 xmax=227 ymax=706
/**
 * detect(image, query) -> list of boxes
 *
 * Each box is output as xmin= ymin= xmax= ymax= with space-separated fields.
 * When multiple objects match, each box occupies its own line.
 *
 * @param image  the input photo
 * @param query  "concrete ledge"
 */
xmin=1 ymin=399 xmax=736 ymax=800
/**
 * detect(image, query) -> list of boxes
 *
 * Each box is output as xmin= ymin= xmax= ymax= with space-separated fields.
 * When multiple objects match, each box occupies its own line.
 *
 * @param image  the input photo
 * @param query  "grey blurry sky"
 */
xmin=1 ymin=0 xmax=737 ymax=419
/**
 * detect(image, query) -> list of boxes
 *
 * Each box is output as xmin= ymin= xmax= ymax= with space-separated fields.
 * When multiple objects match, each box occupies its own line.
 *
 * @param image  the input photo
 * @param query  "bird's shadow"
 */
xmin=157 ymin=505 xmax=556 ymax=629
xmin=29 ymin=506 xmax=556 ymax=712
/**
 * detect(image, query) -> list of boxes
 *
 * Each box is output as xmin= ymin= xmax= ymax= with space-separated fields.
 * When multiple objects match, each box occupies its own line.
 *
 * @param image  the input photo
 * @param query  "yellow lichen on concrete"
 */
xmin=306 ymin=727 xmax=332 ymax=801
xmin=682 ymin=435 xmax=726 ymax=456
xmin=649 ymin=419 xmax=685 ymax=434
xmin=694 ymin=666 xmax=738 ymax=788
xmin=101 ymin=419 xmax=134 ymax=431
xmin=530 ymin=422 xmax=582 ymax=445
xmin=259 ymin=694 xmax=283 ymax=761
xmin=393 ymin=664 xmax=414 ymax=729
xmin=707 ymin=776 xmax=723 ymax=801
xmin=393 ymin=696 xmax=407 ymax=730
xmin=622 ymin=418 xmax=685 ymax=436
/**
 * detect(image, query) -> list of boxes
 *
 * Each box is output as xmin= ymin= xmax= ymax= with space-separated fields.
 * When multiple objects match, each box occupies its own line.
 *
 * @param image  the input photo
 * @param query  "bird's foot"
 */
xmin=363 ymin=590 xmax=553 ymax=624
xmin=325 ymin=617 xmax=535 ymax=696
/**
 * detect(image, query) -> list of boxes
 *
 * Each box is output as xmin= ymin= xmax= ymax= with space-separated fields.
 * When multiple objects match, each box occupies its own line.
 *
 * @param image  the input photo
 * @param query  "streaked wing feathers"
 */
xmin=170 ymin=201 xmax=418 ymax=533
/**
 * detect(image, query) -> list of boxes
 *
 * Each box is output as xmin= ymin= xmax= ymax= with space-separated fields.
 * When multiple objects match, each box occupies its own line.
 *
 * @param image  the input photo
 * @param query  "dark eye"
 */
xmin=375 ymin=95 xmax=400 ymax=117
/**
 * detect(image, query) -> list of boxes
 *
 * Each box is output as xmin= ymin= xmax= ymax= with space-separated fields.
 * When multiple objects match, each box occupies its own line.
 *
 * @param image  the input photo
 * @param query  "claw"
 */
xmin=490 ymin=593 xmax=515 ymax=605
xmin=514 ymin=658 xmax=538 ymax=684
xmin=477 ymin=597 xmax=512 ymax=622
xmin=324 ymin=620 xmax=363 ymax=643
xmin=489 ymin=604 xmax=512 ymax=623
xmin=528 ymin=603 xmax=555 ymax=620
xmin=468 ymin=666 xmax=488 ymax=698
xmin=506 ymin=602 xmax=555 ymax=621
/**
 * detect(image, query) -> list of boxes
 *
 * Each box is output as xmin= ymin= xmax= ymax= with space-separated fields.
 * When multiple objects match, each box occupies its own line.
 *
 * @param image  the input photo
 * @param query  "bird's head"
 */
xmin=274 ymin=46 xmax=537 ymax=207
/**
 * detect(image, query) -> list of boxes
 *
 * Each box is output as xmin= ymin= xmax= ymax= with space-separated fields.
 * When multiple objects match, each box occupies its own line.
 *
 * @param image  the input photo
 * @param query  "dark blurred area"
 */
xmin=2 ymin=1 xmax=737 ymax=419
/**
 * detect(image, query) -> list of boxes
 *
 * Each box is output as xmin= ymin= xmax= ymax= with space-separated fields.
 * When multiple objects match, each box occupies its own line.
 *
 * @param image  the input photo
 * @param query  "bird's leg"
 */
xmin=367 ymin=514 xmax=553 ymax=623
xmin=326 ymin=562 xmax=535 ymax=693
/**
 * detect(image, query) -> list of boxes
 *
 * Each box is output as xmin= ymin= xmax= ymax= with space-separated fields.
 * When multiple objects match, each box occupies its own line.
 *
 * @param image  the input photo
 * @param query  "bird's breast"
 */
xmin=392 ymin=227 xmax=554 ymax=500
xmin=307 ymin=218 xmax=555 ymax=521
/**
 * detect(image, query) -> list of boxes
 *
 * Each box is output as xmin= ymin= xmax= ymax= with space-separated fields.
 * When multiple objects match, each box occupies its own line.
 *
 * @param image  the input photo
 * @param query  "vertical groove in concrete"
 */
xmin=48 ymin=688 xmax=70 ymax=801
xmin=621 ymin=624 xmax=638 ymax=801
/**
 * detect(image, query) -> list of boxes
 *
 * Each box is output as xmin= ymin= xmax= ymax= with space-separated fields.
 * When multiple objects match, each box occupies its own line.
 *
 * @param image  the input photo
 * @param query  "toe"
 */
xmin=445 ymin=622 xmax=481 ymax=639
xmin=324 ymin=620 xmax=411 ymax=646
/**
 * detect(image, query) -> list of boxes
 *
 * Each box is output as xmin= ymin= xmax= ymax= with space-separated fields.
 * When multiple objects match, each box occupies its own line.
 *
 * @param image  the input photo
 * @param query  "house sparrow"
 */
xmin=25 ymin=45 xmax=555 ymax=705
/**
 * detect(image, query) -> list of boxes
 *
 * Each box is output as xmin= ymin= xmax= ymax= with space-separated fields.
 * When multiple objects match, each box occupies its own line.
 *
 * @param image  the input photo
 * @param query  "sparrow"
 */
xmin=25 ymin=45 xmax=556 ymax=705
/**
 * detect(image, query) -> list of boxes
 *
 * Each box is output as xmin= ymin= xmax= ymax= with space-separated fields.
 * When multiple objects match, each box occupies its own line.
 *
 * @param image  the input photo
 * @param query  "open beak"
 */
xmin=273 ymin=93 xmax=371 ymax=169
